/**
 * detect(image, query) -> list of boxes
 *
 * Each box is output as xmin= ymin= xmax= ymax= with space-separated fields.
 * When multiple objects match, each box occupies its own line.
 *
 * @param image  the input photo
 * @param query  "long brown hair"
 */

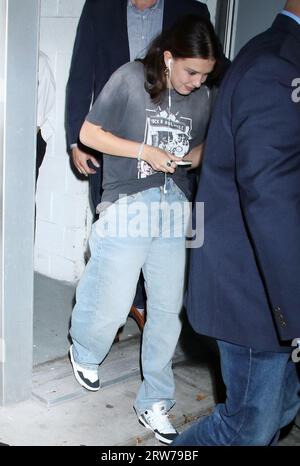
xmin=141 ymin=15 xmax=222 ymax=102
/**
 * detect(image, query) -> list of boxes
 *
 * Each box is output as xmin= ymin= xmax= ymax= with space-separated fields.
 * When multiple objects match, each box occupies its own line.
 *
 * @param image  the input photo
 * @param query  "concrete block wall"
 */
xmin=35 ymin=0 xmax=92 ymax=282
xmin=34 ymin=0 xmax=216 ymax=283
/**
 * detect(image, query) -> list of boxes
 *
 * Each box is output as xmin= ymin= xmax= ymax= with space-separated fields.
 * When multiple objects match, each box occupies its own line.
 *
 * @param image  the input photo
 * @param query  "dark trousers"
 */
xmin=173 ymin=340 xmax=300 ymax=446
xmin=36 ymin=129 xmax=47 ymax=186
xmin=35 ymin=130 xmax=47 ymax=234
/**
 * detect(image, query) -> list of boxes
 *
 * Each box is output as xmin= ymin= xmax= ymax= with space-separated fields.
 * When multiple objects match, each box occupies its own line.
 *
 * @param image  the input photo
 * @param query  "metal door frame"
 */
xmin=0 ymin=0 xmax=39 ymax=405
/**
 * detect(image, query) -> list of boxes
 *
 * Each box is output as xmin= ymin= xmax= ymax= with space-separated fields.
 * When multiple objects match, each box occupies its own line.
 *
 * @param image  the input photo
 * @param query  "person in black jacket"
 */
xmin=65 ymin=0 xmax=214 ymax=329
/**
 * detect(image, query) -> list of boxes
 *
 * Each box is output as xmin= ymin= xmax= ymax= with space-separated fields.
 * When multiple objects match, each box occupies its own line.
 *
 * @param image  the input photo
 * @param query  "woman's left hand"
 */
xmin=142 ymin=146 xmax=179 ymax=173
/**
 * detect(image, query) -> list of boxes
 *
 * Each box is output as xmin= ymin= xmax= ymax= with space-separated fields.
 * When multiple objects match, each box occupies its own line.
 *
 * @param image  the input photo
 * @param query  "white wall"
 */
xmin=35 ymin=0 xmax=217 ymax=283
xmin=35 ymin=0 xmax=92 ymax=282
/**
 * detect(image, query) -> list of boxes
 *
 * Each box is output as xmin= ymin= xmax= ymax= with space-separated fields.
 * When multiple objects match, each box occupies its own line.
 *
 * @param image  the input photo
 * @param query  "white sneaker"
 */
xmin=69 ymin=345 xmax=100 ymax=391
xmin=137 ymin=401 xmax=178 ymax=444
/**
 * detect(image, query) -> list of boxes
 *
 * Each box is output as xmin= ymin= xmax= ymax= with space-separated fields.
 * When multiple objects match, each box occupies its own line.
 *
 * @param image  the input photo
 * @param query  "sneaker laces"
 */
xmin=147 ymin=403 xmax=176 ymax=434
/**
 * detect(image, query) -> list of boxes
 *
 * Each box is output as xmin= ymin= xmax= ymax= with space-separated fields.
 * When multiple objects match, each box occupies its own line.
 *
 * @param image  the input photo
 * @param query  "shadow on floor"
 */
xmin=179 ymin=310 xmax=226 ymax=405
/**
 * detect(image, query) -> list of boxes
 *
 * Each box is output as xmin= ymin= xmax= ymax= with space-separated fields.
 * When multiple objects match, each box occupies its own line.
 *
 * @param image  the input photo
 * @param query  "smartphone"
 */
xmin=175 ymin=160 xmax=192 ymax=167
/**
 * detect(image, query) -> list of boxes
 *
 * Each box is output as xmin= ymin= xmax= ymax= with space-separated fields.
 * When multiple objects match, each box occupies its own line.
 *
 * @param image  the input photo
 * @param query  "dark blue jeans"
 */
xmin=173 ymin=340 xmax=300 ymax=446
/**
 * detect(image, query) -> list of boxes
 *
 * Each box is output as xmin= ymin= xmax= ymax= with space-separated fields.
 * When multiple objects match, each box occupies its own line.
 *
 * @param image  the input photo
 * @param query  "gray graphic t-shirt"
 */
xmin=87 ymin=61 xmax=214 ymax=205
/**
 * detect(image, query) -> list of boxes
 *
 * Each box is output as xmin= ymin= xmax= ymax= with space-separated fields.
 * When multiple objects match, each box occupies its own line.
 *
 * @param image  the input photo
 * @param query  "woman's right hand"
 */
xmin=142 ymin=145 xmax=179 ymax=173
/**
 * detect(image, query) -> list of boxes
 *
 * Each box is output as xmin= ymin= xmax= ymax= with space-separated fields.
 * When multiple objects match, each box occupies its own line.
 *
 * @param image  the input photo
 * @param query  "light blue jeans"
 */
xmin=70 ymin=178 xmax=190 ymax=413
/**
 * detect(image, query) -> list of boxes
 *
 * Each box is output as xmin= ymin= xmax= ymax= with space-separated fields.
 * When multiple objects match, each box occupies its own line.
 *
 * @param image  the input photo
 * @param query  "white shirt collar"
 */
xmin=281 ymin=10 xmax=300 ymax=26
xmin=128 ymin=0 xmax=161 ymax=12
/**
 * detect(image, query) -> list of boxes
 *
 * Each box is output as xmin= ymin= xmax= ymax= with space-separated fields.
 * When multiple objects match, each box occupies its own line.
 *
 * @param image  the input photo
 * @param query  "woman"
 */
xmin=69 ymin=15 xmax=221 ymax=444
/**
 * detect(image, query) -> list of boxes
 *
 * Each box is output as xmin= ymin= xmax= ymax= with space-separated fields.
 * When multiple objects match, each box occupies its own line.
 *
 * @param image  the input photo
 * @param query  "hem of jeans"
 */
xmin=134 ymin=400 xmax=176 ymax=416
xmin=73 ymin=358 xmax=99 ymax=370
xmin=76 ymin=362 xmax=99 ymax=370
xmin=71 ymin=345 xmax=100 ymax=370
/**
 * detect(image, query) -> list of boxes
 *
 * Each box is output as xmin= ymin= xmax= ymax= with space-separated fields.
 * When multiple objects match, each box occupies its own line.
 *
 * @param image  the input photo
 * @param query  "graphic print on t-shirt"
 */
xmin=139 ymin=107 xmax=192 ymax=179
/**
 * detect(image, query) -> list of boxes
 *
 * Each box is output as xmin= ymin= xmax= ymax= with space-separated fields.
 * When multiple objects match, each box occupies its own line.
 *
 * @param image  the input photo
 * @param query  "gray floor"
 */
xmin=33 ymin=272 xmax=139 ymax=365
xmin=33 ymin=273 xmax=74 ymax=365
xmin=0 ymin=273 xmax=294 ymax=446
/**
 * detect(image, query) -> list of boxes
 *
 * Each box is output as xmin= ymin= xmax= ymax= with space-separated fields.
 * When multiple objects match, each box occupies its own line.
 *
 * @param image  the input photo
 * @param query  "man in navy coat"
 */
xmin=173 ymin=0 xmax=300 ymax=446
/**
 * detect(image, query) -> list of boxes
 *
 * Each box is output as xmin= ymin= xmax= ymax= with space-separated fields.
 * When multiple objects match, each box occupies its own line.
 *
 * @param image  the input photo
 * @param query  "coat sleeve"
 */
xmin=65 ymin=1 xmax=97 ymax=147
xmin=232 ymin=57 xmax=300 ymax=341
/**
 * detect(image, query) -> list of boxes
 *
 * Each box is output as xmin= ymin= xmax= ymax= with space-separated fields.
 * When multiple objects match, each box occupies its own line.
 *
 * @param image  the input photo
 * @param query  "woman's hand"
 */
xmin=142 ymin=145 xmax=179 ymax=173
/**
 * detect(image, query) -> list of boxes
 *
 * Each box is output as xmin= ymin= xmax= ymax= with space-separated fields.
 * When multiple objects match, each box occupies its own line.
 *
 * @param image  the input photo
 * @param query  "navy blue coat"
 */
xmin=186 ymin=14 xmax=300 ymax=352
xmin=65 ymin=0 xmax=210 ymax=148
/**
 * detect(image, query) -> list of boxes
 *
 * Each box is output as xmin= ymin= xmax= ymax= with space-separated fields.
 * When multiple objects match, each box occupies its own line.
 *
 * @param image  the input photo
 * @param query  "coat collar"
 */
xmin=272 ymin=13 xmax=300 ymax=43
xmin=272 ymin=14 xmax=300 ymax=69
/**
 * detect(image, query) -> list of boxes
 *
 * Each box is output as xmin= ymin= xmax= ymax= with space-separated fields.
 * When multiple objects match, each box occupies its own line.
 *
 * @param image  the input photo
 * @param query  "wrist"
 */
xmin=137 ymin=141 xmax=145 ymax=162
xmin=142 ymin=144 xmax=154 ymax=163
